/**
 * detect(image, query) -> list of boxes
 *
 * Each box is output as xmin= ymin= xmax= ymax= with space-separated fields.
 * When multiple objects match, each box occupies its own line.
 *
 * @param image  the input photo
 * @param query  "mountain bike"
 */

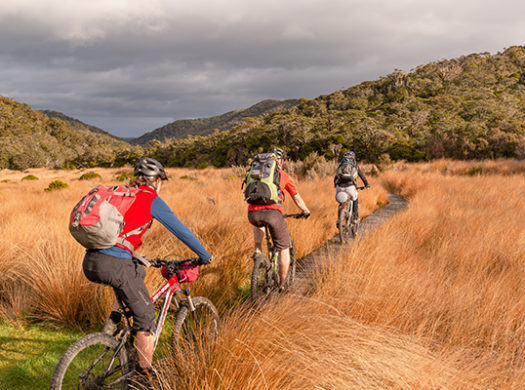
xmin=250 ymin=212 xmax=309 ymax=298
xmin=337 ymin=186 xmax=365 ymax=244
xmin=49 ymin=257 xmax=219 ymax=390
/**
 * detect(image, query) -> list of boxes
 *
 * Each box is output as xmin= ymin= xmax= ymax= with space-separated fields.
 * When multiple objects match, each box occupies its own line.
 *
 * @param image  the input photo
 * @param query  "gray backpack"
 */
xmin=336 ymin=158 xmax=358 ymax=184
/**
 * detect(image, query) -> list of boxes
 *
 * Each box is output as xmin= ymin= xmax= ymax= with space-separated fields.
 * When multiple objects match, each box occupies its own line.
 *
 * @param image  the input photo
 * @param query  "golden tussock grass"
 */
xmin=306 ymin=161 xmax=525 ymax=388
xmin=157 ymin=297 xmax=462 ymax=390
xmin=0 ymin=166 xmax=386 ymax=327
xmin=4 ymin=160 xmax=523 ymax=388
xmin=157 ymin=159 xmax=524 ymax=389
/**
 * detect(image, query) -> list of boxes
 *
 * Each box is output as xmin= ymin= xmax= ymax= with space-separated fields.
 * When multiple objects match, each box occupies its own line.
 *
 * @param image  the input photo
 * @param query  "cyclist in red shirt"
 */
xmin=247 ymin=147 xmax=310 ymax=290
xmin=82 ymin=158 xmax=212 ymax=387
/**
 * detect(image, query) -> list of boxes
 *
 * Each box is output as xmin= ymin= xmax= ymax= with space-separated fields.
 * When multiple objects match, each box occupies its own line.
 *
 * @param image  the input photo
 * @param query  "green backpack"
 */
xmin=243 ymin=153 xmax=281 ymax=205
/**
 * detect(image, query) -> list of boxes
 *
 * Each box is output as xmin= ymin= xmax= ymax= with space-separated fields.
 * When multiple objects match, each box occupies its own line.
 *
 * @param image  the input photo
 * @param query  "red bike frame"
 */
xmin=150 ymin=272 xmax=185 ymax=349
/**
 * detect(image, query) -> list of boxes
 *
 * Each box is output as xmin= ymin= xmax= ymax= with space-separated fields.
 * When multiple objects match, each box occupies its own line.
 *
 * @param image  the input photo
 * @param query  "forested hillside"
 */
xmin=131 ymin=99 xmax=299 ymax=145
xmin=2 ymin=47 xmax=524 ymax=170
xmin=148 ymin=46 xmax=525 ymax=167
xmin=0 ymin=97 xmax=141 ymax=170
xmin=40 ymin=110 xmax=125 ymax=141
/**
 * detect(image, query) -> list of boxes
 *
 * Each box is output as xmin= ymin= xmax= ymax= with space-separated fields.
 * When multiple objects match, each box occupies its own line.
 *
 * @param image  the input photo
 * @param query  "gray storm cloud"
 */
xmin=0 ymin=0 xmax=524 ymax=137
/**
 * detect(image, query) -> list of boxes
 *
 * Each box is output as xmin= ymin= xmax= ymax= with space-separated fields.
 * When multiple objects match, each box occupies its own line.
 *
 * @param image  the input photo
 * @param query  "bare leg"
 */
xmin=110 ymin=300 xmax=119 ymax=312
xmin=136 ymin=331 xmax=154 ymax=369
xmin=278 ymin=248 xmax=291 ymax=287
xmin=253 ymin=226 xmax=265 ymax=251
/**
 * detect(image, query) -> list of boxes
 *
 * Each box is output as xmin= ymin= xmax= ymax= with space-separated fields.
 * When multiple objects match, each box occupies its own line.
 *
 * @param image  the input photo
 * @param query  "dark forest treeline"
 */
xmin=1 ymin=46 xmax=525 ymax=170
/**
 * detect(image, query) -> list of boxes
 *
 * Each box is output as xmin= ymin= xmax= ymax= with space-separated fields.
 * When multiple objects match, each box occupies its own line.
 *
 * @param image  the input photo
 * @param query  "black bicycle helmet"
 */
xmin=134 ymin=157 xmax=168 ymax=180
xmin=268 ymin=147 xmax=286 ymax=160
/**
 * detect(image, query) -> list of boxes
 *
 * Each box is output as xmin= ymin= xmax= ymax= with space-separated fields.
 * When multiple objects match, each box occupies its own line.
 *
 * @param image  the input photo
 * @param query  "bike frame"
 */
xmin=115 ymin=260 xmax=197 ymax=351
xmin=337 ymin=186 xmax=365 ymax=241
xmin=51 ymin=258 xmax=208 ymax=390
xmin=150 ymin=273 xmax=186 ymax=349
xmin=94 ymin=275 xmax=187 ymax=388
xmin=338 ymin=200 xmax=353 ymax=228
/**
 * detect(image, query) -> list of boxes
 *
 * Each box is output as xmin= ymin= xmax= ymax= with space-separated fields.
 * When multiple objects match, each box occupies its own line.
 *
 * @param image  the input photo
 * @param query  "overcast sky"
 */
xmin=1 ymin=0 xmax=523 ymax=138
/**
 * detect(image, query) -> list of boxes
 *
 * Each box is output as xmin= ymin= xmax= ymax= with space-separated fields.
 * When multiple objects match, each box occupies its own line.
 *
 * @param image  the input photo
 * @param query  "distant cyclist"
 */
xmin=334 ymin=151 xmax=370 ymax=223
xmin=81 ymin=157 xmax=212 ymax=388
xmin=246 ymin=147 xmax=310 ymax=291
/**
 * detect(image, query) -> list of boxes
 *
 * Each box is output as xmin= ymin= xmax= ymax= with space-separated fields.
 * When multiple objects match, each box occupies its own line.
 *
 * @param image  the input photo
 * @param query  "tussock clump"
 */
xmin=44 ymin=180 xmax=69 ymax=192
xmin=157 ymin=297 xmax=463 ymax=389
xmin=21 ymin=174 xmax=38 ymax=181
xmin=115 ymin=171 xmax=134 ymax=182
xmin=79 ymin=171 xmax=102 ymax=180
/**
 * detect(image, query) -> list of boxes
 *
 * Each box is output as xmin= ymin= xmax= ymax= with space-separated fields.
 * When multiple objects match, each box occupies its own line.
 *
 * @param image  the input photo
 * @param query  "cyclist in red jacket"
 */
xmin=247 ymin=147 xmax=310 ymax=291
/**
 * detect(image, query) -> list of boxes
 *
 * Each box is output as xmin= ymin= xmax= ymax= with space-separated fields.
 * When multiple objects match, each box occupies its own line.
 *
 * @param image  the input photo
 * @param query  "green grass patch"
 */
xmin=116 ymin=171 xmax=134 ymax=182
xmin=224 ymin=173 xmax=242 ymax=181
xmin=0 ymin=323 xmax=83 ymax=390
xmin=468 ymin=164 xmax=483 ymax=176
xmin=79 ymin=171 xmax=101 ymax=180
xmin=21 ymin=174 xmax=38 ymax=181
xmin=44 ymin=180 xmax=69 ymax=192
xmin=180 ymin=175 xmax=198 ymax=181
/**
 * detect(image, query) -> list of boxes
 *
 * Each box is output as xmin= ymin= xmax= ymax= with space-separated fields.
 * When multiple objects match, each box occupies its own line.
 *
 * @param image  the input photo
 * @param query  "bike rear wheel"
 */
xmin=173 ymin=297 xmax=220 ymax=351
xmin=250 ymin=251 xmax=271 ymax=298
xmin=50 ymin=332 xmax=130 ymax=390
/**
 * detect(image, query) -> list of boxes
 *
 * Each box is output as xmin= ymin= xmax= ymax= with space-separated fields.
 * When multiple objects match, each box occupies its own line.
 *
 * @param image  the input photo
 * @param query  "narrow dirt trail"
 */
xmin=292 ymin=194 xmax=408 ymax=295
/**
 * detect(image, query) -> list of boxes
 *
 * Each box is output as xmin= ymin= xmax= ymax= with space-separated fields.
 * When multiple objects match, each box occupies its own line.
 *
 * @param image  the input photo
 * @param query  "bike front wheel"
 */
xmin=173 ymin=296 xmax=220 ymax=350
xmin=50 ymin=332 xmax=130 ymax=390
xmin=284 ymin=240 xmax=296 ymax=290
xmin=351 ymin=219 xmax=359 ymax=238
xmin=338 ymin=204 xmax=350 ymax=244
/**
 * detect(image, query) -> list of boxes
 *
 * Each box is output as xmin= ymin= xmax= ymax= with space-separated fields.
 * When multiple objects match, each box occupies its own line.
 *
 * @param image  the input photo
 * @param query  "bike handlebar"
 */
xmin=283 ymin=212 xmax=310 ymax=219
xmin=149 ymin=257 xmax=203 ymax=268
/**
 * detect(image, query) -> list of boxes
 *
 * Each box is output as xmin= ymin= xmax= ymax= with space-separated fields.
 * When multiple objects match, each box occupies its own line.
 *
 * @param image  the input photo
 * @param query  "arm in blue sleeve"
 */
xmin=151 ymin=197 xmax=212 ymax=262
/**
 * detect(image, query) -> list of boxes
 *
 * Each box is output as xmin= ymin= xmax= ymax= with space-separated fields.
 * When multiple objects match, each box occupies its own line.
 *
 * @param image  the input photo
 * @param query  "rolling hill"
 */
xmin=40 ymin=110 xmax=127 ymax=142
xmin=131 ymin=99 xmax=299 ymax=145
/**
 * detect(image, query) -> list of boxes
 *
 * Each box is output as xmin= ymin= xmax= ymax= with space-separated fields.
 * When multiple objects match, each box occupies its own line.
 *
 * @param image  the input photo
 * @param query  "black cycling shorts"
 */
xmin=82 ymin=250 xmax=156 ymax=334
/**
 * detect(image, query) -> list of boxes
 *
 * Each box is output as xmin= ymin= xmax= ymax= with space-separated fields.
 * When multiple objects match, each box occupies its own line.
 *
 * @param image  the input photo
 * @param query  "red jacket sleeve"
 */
xmin=280 ymin=170 xmax=298 ymax=197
